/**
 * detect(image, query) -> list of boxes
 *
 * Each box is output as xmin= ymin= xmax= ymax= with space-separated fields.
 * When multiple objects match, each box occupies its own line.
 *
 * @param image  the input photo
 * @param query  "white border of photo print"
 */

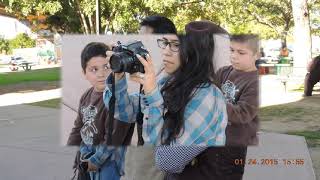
xmin=61 ymin=34 xmax=166 ymax=145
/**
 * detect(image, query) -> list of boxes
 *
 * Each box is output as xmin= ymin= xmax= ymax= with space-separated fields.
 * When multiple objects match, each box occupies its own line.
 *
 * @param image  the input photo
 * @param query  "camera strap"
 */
xmin=136 ymin=84 xmax=144 ymax=146
xmin=107 ymin=73 xmax=116 ymax=145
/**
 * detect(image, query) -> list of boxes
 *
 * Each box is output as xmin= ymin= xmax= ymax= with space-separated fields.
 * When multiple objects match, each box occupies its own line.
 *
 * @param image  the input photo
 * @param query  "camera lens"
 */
xmin=110 ymin=52 xmax=135 ymax=73
xmin=110 ymin=53 xmax=123 ymax=73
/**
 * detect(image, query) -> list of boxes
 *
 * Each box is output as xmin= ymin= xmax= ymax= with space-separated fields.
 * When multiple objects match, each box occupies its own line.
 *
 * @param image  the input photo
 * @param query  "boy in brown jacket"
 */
xmin=67 ymin=42 xmax=134 ymax=180
xmin=213 ymin=34 xmax=260 ymax=179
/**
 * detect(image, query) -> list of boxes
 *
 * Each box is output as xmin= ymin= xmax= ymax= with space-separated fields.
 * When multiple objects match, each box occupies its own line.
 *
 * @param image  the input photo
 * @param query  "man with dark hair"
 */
xmin=122 ymin=15 xmax=177 ymax=180
xmin=139 ymin=15 xmax=177 ymax=34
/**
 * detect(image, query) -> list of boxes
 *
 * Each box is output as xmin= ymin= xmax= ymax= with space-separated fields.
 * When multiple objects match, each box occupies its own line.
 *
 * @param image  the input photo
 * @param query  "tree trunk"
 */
xmin=88 ymin=15 xmax=95 ymax=34
xmin=291 ymin=0 xmax=312 ymax=76
xmin=75 ymin=0 xmax=90 ymax=34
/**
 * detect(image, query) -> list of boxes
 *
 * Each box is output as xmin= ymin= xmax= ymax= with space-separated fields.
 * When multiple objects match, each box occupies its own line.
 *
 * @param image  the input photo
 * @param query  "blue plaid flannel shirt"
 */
xmin=103 ymin=74 xmax=227 ymax=146
xmin=80 ymin=143 xmax=126 ymax=176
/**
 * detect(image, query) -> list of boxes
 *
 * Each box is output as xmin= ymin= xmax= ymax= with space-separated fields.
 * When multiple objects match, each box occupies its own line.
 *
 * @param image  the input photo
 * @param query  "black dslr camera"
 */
xmin=110 ymin=40 xmax=149 ymax=74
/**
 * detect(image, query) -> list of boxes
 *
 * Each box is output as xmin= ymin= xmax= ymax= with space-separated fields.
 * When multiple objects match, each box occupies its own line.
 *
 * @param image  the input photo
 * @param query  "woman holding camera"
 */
xmin=103 ymin=32 xmax=227 ymax=148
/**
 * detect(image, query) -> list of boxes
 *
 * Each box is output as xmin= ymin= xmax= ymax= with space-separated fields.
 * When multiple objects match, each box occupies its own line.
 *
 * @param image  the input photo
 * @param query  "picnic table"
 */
xmin=10 ymin=61 xmax=36 ymax=71
xmin=19 ymin=62 xmax=35 ymax=71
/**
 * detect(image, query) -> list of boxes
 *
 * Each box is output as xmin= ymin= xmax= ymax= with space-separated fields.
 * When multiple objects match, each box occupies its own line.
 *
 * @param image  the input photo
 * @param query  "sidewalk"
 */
xmin=0 ymin=88 xmax=61 ymax=106
xmin=0 ymin=105 xmax=76 ymax=180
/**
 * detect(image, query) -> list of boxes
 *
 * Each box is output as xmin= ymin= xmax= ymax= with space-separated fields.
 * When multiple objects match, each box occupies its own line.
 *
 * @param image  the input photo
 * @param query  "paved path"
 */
xmin=0 ymin=104 xmax=315 ymax=180
xmin=0 ymin=88 xmax=61 ymax=106
xmin=0 ymin=105 xmax=76 ymax=180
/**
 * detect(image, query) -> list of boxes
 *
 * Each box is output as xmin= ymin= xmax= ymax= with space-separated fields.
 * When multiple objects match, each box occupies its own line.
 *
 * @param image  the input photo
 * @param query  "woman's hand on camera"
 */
xmin=106 ymin=50 xmax=124 ymax=80
xmin=87 ymin=161 xmax=98 ymax=172
xmin=81 ymin=159 xmax=98 ymax=172
xmin=130 ymin=54 xmax=156 ymax=94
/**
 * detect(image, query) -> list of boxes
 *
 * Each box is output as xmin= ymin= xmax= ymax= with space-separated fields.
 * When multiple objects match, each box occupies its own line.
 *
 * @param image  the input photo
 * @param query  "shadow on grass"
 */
xmin=27 ymin=98 xmax=61 ymax=109
xmin=259 ymin=94 xmax=320 ymax=121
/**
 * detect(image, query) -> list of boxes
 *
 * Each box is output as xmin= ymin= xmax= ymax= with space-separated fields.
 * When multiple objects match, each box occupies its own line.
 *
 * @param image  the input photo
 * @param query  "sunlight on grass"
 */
xmin=0 ymin=67 xmax=60 ymax=85
xmin=289 ymin=85 xmax=305 ymax=92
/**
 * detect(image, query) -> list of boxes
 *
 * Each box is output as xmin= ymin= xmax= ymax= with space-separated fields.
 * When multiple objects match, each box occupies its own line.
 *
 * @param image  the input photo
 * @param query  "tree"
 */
xmin=242 ymin=0 xmax=294 ymax=45
xmin=292 ymin=0 xmax=312 ymax=75
xmin=9 ymin=33 xmax=36 ymax=49
xmin=309 ymin=0 xmax=320 ymax=36
xmin=2 ymin=0 xmax=63 ymax=33
xmin=0 ymin=38 xmax=10 ymax=54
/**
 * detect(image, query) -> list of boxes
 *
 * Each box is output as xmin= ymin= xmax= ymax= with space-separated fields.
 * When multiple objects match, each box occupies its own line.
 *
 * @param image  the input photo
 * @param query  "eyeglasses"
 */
xmin=157 ymin=39 xmax=180 ymax=52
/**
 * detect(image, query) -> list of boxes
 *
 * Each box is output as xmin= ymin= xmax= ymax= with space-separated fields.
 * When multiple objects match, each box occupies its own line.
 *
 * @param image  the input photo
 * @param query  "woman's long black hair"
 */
xmin=160 ymin=33 xmax=217 ymax=145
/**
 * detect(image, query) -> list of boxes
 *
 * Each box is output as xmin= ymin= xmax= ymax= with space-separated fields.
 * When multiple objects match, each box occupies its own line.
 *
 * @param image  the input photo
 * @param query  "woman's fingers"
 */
xmin=129 ymin=74 xmax=144 ymax=84
xmin=136 ymin=54 xmax=154 ymax=74
xmin=146 ymin=54 xmax=153 ymax=65
xmin=106 ymin=50 xmax=114 ymax=57
xmin=106 ymin=51 xmax=114 ymax=62
xmin=136 ymin=54 xmax=148 ymax=66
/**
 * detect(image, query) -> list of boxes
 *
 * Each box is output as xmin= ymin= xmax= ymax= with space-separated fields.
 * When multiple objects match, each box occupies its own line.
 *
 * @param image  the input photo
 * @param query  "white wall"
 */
xmin=0 ymin=15 xmax=32 ymax=39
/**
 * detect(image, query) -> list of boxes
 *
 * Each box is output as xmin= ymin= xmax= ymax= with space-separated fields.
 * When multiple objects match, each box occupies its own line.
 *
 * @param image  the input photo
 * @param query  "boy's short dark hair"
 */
xmin=140 ymin=15 xmax=177 ymax=34
xmin=81 ymin=42 xmax=109 ymax=73
xmin=230 ymin=34 xmax=260 ymax=54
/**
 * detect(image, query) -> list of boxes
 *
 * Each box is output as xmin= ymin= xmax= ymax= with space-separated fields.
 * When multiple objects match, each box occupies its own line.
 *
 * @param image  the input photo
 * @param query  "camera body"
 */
xmin=110 ymin=40 xmax=149 ymax=74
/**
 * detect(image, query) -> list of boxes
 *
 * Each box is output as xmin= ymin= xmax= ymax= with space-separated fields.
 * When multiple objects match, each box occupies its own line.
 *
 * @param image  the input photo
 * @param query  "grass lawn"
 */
xmin=27 ymin=98 xmax=61 ymax=109
xmin=289 ymin=85 xmax=305 ymax=92
xmin=287 ymin=130 xmax=320 ymax=147
xmin=259 ymin=105 xmax=314 ymax=121
xmin=0 ymin=67 xmax=60 ymax=86
xmin=260 ymin=95 xmax=320 ymax=148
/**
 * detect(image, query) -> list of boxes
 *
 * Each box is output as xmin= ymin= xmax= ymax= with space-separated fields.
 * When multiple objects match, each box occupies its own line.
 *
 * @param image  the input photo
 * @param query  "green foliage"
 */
xmin=0 ymin=38 xmax=10 ymax=54
xmin=4 ymin=0 xmax=62 ymax=16
xmin=1 ymin=0 xmax=319 ymax=37
xmin=310 ymin=0 xmax=320 ymax=36
xmin=45 ymin=1 xmax=82 ymax=33
xmin=9 ymin=33 xmax=36 ymax=49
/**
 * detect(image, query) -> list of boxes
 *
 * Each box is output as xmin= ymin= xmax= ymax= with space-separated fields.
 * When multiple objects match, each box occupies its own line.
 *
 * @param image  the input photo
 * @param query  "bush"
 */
xmin=0 ymin=38 xmax=10 ymax=54
xmin=9 ymin=33 xmax=36 ymax=50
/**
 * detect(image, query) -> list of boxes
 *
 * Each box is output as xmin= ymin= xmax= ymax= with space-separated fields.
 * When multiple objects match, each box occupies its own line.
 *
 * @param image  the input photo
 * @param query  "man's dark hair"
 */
xmin=140 ymin=15 xmax=177 ymax=34
xmin=81 ymin=42 xmax=109 ymax=73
